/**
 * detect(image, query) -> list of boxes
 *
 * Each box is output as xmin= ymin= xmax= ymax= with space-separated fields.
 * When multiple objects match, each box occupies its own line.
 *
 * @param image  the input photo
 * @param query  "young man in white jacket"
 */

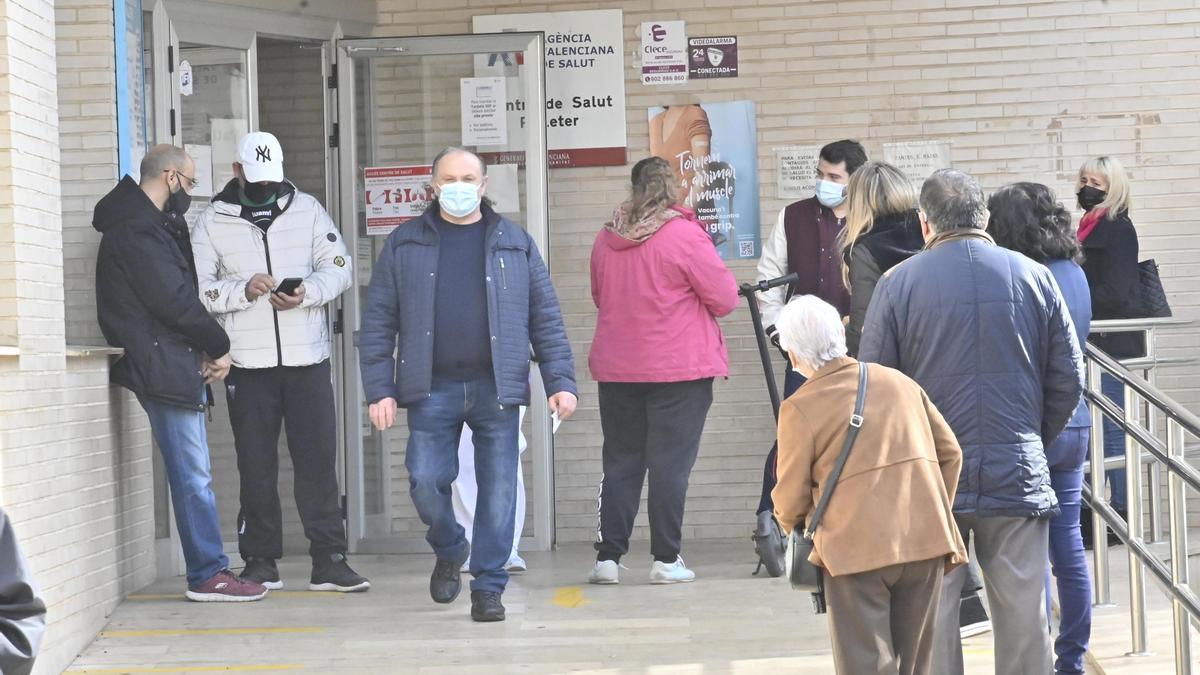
xmin=192 ymin=132 xmax=368 ymax=593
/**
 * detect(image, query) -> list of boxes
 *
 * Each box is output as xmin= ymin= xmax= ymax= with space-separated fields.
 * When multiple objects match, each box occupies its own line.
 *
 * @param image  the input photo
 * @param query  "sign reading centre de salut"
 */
xmin=473 ymin=9 xmax=627 ymax=168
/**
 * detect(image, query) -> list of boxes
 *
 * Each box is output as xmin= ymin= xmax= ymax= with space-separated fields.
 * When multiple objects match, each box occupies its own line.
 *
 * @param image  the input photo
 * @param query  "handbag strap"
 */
xmin=803 ymin=362 xmax=869 ymax=539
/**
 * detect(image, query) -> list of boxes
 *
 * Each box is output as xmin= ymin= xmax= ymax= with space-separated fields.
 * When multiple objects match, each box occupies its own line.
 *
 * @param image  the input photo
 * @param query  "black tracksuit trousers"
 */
xmin=225 ymin=359 xmax=346 ymax=561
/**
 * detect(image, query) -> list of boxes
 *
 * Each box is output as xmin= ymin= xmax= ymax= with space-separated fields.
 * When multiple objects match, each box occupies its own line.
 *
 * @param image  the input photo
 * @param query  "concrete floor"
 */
xmin=66 ymin=540 xmax=1006 ymax=674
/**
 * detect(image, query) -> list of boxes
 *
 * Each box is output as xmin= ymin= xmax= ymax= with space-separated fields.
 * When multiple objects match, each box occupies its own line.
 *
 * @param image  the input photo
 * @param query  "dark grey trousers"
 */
xmin=825 ymin=558 xmax=944 ymax=675
xmin=934 ymin=515 xmax=1052 ymax=675
xmin=594 ymin=378 xmax=713 ymax=562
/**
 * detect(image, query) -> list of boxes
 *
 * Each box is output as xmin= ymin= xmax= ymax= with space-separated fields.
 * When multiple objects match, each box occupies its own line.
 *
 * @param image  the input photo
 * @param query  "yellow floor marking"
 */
xmin=127 ymin=592 xmax=342 ymax=601
xmin=551 ymin=586 xmax=591 ymax=608
xmin=99 ymin=627 xmax=323 ymax=638
xmin=67 ymin=666 xmax=304 ymax=673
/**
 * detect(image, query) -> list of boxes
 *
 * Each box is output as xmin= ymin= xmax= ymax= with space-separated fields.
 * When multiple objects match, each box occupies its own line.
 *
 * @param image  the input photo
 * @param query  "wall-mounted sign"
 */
xmin=688 ymin=37 xmax=738 ymax=79
xmin=775 ymin=145 xmax=820 ymax=200
xmin=883 ymin=140 xmax=953 ymax=185
xmin=640 ymin=21 xmax=688 ymax=86
xmin=473 ymin=9 xmax=627 ymax=168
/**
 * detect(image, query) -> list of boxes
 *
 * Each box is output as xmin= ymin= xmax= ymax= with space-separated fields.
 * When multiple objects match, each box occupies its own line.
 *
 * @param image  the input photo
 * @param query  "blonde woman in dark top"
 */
xmin=839 ymin=161 xmax=923 ymax=357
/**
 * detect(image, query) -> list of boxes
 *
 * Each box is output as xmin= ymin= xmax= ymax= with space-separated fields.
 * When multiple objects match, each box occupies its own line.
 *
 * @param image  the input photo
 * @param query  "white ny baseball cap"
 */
xmin=237 ymin=131 xmax=284 ymax=183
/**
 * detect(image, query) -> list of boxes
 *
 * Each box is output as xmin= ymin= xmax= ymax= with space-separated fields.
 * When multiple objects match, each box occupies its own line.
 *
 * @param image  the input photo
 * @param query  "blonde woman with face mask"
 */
xmin=1075 ymin=155 xmax=1139 ymax=543
xmin=838 ymin=161 xmax=923 ymax=357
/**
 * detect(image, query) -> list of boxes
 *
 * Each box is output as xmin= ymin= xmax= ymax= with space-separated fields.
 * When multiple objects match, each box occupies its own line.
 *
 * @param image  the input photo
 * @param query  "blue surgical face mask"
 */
xmin=437 ymin=181 xmax=482 ymax=218
xmin=815 ymin=179 xmax=847 ymax=208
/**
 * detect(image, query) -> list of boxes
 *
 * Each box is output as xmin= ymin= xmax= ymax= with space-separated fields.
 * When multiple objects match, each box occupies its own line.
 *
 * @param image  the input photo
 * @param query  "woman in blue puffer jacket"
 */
xmin=989 ymin=182 xmax=1092 ymax=675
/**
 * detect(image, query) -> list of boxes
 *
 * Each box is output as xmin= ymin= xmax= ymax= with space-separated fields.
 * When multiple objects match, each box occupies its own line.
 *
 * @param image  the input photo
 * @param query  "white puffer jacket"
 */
xmin=192 ymin=181 xmax=352 ymax=369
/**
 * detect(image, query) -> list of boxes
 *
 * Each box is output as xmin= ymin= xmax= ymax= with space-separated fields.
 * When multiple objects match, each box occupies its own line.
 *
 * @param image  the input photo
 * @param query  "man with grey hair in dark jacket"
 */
xmin=859 ymin=168 xmax=1083 ymax=675
xmin=359 ymin=147 xmax=577 ymax=622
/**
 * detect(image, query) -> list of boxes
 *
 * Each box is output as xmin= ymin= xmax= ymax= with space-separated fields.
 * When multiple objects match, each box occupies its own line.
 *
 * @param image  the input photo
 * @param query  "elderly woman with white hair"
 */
xmin=771 ymin=295 xmax=968 ymax=675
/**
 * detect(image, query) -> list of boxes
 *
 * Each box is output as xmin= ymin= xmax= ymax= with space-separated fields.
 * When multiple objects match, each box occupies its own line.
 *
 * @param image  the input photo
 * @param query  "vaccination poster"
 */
xmin=648 ymin=100 xmax=760 ymax=260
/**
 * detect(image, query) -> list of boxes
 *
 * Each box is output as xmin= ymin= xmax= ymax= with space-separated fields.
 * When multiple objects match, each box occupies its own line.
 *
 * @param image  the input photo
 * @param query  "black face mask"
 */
xmin=167 ymin=174 xmax=192 ymax=215
xmin=243 ymin=180 xmax=281 ymax=204
xmin=1077 ymin=185 xmax=1106 ymax=212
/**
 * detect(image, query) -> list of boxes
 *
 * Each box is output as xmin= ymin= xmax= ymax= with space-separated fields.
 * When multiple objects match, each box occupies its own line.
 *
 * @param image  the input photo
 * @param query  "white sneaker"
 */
xmin=587 ymin=560 xmax=621 ymax=584
xmin=649 ymin=556 xmax=695 ymax=584
xmin=505 ymin=555 xmax=527 ymax=573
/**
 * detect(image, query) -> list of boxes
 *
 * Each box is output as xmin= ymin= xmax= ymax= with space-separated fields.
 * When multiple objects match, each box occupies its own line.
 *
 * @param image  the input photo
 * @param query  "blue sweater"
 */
xmin=432 ymin=213 xmax=491 ymax=380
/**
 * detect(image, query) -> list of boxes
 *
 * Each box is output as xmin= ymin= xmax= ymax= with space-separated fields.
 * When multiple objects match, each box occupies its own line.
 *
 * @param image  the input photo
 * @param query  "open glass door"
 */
xmin=334 ymin=33 xmax=551 ymax=553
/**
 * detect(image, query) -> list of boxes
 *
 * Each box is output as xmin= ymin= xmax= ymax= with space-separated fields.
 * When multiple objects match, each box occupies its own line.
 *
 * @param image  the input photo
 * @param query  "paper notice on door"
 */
xmin=184 ymin=144 xmax=214 ymax=197
xmin=364 ymin=165 xmax=435 ymax=236
xmin=210 ymin=118 xmax=248 ymax=192
xmin=179 ymin=60 xmax=194 ymax=96
xmin=461 ymin=77 xmax=508 ymax=147
xmin=485 ymin=163 xmax=520 ymax=214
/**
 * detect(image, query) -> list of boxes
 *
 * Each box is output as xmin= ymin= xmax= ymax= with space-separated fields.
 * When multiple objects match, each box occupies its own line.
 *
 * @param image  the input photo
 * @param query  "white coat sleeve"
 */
xmin=756 ymin=207 xmax=789 ymax=327
xmin=300 ymin=206 xmax=352 ymax=308
xmin=192 ymin=206 xmax=255 ymax=314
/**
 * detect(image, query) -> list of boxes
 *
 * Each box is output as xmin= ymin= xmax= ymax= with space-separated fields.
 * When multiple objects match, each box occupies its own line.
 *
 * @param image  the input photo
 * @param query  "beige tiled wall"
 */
xmin=372 ymin=0 xmax=1200 ymax=547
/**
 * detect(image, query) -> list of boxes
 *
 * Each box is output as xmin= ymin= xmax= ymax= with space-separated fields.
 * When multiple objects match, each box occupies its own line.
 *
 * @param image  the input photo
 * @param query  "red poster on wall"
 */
xmin=364 ymin=165 xmax=434 ymax=236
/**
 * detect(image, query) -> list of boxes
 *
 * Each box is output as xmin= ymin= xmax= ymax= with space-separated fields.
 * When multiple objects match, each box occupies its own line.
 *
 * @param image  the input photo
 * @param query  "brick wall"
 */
xmin=58 ymin=0 xmax=120 ymax=346
xmin=0 ymin=2 xmax=157 ymax=673
xmin=372 ymin=0 xmax=1200 ymax=546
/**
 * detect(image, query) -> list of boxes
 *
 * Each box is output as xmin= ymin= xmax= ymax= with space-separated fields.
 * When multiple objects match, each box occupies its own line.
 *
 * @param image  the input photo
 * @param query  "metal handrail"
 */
xmin=1082 ymin=316 xmax=1197 ymax=674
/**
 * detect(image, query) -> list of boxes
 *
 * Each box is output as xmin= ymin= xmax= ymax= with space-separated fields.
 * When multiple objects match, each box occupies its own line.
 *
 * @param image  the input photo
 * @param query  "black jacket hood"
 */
xmin=93 ymin=175 xmax=164 ymax=233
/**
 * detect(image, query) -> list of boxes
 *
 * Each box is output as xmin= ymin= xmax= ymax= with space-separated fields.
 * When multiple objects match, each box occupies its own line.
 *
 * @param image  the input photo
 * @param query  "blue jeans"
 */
xmin=1044 ymin=428 xmax=1092 ymax=675
xmin=138 ymin=393 xmax=228 ymax=588
xmin=1100 ymin=373 xmax=1127 ymax=511
xmin=406 ymin=376 xmax=519 ymax=594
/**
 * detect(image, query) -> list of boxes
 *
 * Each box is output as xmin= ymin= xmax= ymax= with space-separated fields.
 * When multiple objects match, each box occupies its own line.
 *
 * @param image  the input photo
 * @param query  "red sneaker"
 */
xmin=186 ymin=569 xmax=268 ymax=602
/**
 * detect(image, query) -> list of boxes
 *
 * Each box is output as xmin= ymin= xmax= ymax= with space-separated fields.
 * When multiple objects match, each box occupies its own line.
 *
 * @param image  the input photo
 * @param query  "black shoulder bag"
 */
xmin=785 ymin=362 xmax=868 ymax=614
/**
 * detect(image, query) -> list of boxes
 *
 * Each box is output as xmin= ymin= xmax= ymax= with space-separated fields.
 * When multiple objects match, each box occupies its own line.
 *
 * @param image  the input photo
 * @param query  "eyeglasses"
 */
xmin=165 ymin=169 xmax=197 ymax=188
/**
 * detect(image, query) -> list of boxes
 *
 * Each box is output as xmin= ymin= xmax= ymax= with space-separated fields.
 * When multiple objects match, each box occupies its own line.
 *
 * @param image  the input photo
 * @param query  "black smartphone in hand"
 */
xmin=273 ymin=277 xmax=303 ymax=296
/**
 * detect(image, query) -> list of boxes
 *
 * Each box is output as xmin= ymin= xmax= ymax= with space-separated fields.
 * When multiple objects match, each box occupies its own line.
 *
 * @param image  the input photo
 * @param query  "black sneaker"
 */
xmin=241 ymin=557 xmax=282 ymax=590
xmin=959 ymin=593 xmax=992 ymax=638
xmin=310 ymin=553 xmax=370 ymax=593
xmin=470 ymin=590 xmax=505 ymax=622
xmin=431 ymin=550 xmax=468 ymax=604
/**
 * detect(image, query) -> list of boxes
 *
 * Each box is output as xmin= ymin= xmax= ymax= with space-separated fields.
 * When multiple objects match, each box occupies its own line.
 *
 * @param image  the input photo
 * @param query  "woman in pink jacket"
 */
xmin=587 ymin=156 xmax=739 ymax=585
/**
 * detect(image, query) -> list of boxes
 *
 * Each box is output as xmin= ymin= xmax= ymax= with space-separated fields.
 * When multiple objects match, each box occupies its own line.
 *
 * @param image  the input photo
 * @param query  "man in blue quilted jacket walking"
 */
xmin=859 ymin=169 xmax=1083 ymax=675
xmin=359 ymin=147 xmax=577 ymax=622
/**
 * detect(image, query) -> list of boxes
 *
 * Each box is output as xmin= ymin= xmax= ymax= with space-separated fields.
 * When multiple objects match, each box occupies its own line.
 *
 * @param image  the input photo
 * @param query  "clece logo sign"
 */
xmin=650 ymin=24 xmax=667 ymax=42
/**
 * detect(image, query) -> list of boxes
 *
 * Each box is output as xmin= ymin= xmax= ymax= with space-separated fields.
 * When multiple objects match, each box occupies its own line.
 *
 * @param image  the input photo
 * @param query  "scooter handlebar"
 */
xmin=738 ymin=272 xmax=799 ymax=297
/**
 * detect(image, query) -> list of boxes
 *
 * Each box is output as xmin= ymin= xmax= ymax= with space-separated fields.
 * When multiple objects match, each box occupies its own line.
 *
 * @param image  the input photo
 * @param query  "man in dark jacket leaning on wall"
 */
xmin=360 ymin=147 xmax=577 ymax=623
xmin=94 ymin=145 xmax=267 ymax=603
xmin=858 ymin=168 xmax=1084 ymax=675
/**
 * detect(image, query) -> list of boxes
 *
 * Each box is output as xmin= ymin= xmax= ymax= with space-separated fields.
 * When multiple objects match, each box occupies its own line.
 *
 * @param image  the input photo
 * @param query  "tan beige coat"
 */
xmin=772 ymin=356 xmax=968 ymax=577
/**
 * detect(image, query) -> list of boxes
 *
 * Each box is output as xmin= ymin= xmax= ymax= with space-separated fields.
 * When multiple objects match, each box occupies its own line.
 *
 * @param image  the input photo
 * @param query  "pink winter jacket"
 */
xmin=589 ymin=207 xmax=740 ymax=383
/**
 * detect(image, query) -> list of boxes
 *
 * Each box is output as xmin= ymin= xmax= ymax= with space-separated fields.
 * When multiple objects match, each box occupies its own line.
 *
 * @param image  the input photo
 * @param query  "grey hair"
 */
xmin=139 ymin=144 xmax=190 ymax=185
xmin=919 ymin=168 xmax=987 ymax=233
xmin=775 ymin=295 xmax=848 ymax=372
xmin=431 ymin=146 xmax=487 ymax=177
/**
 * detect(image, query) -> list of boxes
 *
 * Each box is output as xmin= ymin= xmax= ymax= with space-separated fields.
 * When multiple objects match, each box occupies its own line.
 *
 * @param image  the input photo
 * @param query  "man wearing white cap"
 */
xmin=191 ymin=131 xmax=369 ymax=593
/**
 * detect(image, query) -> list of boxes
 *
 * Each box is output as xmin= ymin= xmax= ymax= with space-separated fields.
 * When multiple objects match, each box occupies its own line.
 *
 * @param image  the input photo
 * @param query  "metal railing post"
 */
xmin=1125 ymin=383 xmax=1149 ymax=656
xmin=1167 ymin=419 xmax=1191 ymax=675
xmin=1145 ymin=325 xmax=1165 ymax=543
xmin=1089 ymin=360 xmax=1112 ymax=606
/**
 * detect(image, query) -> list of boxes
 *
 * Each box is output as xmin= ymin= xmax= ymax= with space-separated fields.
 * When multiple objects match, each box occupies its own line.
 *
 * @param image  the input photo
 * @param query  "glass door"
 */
xmin=335 ymin=33 xmax=551 ymax=553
